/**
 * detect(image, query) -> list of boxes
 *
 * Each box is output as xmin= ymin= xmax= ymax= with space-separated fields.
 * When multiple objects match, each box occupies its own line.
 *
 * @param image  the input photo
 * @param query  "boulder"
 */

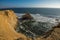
xmin=20 ymin=13 xmax=33 ymax=20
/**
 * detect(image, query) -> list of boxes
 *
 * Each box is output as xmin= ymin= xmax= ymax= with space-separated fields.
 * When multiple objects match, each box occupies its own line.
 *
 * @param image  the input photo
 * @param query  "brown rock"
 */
xmin=21 ymin=13 xmax=33 ymax=20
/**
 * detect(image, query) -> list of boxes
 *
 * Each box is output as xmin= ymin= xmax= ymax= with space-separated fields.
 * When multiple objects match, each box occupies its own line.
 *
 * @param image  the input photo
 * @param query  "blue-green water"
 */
xmin=0 ymin=8 xmax=60 ymax=17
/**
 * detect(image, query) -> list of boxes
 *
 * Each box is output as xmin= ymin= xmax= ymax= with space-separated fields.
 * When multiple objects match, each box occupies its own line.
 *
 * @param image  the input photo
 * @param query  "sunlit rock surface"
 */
xmin=0 ymin=10 xmax=27 ymax=40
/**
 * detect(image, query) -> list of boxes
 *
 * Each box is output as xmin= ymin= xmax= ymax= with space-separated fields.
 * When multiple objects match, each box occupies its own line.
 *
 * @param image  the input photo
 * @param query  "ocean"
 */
xmin=0 ymin=8 xmax=60 ymax=18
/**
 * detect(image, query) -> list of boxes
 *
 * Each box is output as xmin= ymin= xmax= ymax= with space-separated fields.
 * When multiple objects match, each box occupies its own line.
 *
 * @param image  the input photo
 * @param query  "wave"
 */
xmin=15 ymin=13 xmax=59 ymax=26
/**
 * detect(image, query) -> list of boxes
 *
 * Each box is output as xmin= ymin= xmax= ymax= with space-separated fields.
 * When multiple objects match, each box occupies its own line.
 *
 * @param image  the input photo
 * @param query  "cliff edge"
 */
xmin=0 ymin=10 xmax=27 ymax=40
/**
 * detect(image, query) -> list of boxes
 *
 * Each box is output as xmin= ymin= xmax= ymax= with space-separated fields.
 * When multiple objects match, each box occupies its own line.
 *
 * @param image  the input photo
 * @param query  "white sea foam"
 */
xmin=15 ymin=13 xmax=60 ymax=26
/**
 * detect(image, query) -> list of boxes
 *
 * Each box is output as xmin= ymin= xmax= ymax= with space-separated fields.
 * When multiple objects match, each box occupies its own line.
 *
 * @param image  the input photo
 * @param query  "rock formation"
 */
xmin=20 ymin=13 xmax=33 ymax=21
xmin=0 ymin=10 xmax=27 ymax=40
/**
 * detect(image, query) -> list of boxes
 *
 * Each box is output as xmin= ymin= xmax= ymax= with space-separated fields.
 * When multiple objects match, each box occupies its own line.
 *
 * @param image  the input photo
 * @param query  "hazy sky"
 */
xmin=0 ymin=0 xmax=60 ymax=8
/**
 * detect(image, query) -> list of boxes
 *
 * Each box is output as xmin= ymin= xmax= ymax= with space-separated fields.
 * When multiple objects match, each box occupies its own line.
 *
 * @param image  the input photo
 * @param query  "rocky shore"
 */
xmin=16 ymin=13 xmax=60 ymax=40
xmin=0 ymin=10 xmax=60 ymax=40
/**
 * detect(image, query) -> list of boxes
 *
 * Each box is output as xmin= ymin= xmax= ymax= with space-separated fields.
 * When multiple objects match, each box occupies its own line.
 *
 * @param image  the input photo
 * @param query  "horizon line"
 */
xmin=0 ymin=7 xmax=60 ymax=9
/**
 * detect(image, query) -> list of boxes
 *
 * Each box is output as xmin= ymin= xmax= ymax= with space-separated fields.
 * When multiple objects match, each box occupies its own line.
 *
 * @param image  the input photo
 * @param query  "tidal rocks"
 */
xmin=20 ymin=13 xmax=33 ymax=21
xmin=16 ymin=13 xmax=60 ymax=40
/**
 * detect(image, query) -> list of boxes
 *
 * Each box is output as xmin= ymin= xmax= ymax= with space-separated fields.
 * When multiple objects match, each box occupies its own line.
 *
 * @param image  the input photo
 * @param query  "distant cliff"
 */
xmin=0 ymin=10 xmax=27 ymax=40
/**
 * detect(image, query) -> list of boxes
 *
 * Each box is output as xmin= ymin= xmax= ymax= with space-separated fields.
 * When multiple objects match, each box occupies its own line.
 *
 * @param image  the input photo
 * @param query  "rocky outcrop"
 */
xmin=0 ymin=10 xmax=27 ymax=40
xmin=20 ymin=13 xmax=33 ymax=21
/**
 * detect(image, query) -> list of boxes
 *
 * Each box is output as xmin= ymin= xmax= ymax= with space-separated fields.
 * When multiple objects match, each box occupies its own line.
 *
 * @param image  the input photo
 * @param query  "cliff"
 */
xmin=0 ymin=10 xmax=27 ymax=40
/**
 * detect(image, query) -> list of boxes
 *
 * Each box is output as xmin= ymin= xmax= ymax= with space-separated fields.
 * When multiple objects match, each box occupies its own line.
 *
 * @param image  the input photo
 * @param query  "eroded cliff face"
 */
xmin=0 ymin=10 xmax=27 ymax=40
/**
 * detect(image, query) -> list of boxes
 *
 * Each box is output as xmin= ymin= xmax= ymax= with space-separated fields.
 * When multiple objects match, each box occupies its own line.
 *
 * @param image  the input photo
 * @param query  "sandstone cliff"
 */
xmin=0 ymin=10 xmax=27 ymax=40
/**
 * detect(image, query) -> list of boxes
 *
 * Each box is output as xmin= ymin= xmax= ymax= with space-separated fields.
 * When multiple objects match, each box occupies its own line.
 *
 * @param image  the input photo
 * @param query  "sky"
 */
xmin=0 ymin=0 xmax=60 ymax=8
